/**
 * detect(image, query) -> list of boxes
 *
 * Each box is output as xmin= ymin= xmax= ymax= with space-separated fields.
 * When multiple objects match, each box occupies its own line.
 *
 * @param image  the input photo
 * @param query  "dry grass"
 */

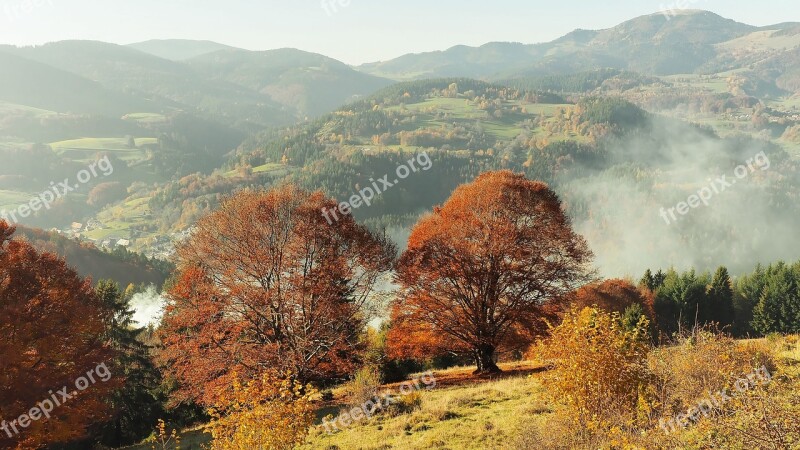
xmin=123 ymin=339 xmax=800 ymax=450
xmin=299 ymin=361 xmax=553 ymax=450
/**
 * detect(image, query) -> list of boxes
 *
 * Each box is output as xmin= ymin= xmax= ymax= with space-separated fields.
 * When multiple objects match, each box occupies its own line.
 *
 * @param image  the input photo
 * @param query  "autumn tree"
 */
xmin=391 ymin=171 xmax=593 ymax=374
xmin=158 ymin=186 xmax=395 ymax=406
xmin=206 ymin=373 xmax=316 ymax=450
xmin=568 ymin=279 xmax=655 ymax=322
xmin=0 ymin=221 xmax=117 ymax=449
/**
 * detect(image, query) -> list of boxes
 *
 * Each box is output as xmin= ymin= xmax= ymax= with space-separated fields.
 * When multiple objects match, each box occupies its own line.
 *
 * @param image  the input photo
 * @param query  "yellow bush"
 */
xmin=149 ymin=419 xmax=180 ymax=450
xmin=206 ymin=373 xmax=317 ymax=450
xmin=648 ymin=329 xmax=775 ymax=420
xmin=537 ymin=307 xmax=652 ymax=428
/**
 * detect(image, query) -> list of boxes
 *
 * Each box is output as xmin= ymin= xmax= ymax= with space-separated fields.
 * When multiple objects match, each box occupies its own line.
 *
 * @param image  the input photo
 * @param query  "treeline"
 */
xmin=504 ymin=68 xmax=657 ymax=94
xmin=640 ymin=261 xmax=800 ymax=338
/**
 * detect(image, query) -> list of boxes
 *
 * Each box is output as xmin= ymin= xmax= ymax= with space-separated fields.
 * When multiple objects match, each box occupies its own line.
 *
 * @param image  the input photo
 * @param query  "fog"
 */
xmin=563 ymin=119 xmax=798 ymax=278
xmin=130 ymin=285 xmax=166 ymax=326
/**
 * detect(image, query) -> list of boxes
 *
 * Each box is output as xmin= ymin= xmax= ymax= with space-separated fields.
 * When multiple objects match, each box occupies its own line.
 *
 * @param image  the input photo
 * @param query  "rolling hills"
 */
xmin=358 ymin=10 xmax=800 ymax=93
xmin=127 ymin=39 xmax=236 ymax=61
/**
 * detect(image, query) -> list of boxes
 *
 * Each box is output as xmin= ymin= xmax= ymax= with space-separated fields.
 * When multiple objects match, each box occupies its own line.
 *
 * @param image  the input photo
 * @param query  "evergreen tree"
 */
xmin=734 ymin=264 xmax=766 ymax=336
xmin=640 ymin=269 xmax=655 ymax=291
xmin=706 ymin=267 xmax=736 ymax=329
xmin=654 ymin=269 xmax=713 ymax=334
xmin=752 ymin=263 xmax=800 ymax=334
xmin=95 ymin=280 xmax=164 ymax=447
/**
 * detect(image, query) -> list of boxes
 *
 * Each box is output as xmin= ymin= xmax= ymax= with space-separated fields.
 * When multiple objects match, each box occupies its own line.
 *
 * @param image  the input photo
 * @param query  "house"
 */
xmin=116 ymin=239 xmax=131 ymax=248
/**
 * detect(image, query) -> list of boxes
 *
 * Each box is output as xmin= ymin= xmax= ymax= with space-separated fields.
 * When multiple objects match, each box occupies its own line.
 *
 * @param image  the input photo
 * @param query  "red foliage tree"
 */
xmin=568 ymin=279 xmax=656 ymax=320
xmin=158 ymin=186 xmax=395 ymax=406
xmin=391 ymin=171 xmax=593 ymax=374
xmin=0 ymin=221 xmax=116 ymax=449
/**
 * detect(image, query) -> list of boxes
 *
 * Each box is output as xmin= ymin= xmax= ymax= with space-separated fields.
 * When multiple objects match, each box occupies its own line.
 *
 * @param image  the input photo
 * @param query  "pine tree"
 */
xmin=706 ymin=267 xmax=736 ymax=329
xmin=734 ymin=264 xmax=766 ymax=336
xmin=95 ymin=280 xmax=164 ymax=447
xmin=640 ymin=269 xmax=655 ymax=291
xmin=752 ymin=263 xmax=800 ymax=334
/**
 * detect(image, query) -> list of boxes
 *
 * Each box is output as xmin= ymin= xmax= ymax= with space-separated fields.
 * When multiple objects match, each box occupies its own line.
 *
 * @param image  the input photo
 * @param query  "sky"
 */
xmin=0 ymin=0 xmax=797 ymax=65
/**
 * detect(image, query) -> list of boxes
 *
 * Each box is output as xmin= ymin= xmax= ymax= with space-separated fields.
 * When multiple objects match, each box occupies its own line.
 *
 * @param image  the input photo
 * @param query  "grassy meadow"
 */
xmin=122 ymin=335 xmax=800 ymax=450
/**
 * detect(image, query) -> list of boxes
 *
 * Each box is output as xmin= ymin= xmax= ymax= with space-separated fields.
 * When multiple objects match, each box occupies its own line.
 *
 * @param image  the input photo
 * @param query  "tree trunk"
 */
xmin=473 ymin=344 xmax=501 ymax=375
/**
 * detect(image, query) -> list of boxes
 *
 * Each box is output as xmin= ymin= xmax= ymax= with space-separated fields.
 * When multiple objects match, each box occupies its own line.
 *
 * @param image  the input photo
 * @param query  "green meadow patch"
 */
xmin=50 ymin=137 xmax=157 ymax=163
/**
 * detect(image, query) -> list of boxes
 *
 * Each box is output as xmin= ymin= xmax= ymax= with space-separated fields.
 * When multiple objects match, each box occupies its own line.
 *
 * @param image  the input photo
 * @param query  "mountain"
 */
xmin=358 ymin=42 xmax=535 ymax=81
xmin=358 ymin=11 xmax=787 ymax=81
xmin=187 ymin=48 xmax=393 ymax=117
xmin=127 ymin=39 xmax=236 ymax=61
xmin=0 ymin=51 xmax=160 ymax=116
xmin=0 ymin=41 xmax=393 ymax=127
xmin=0 ymin=40 xmax=291 ymax=129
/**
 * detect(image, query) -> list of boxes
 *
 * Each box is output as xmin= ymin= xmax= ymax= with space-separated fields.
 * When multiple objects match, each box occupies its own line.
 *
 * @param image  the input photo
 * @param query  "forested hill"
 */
xmin=12 ymin=225 xmax=172 ymax=288
xmin=358 ymin=11 xmax=800 ymax=90
xmin=111 ymin=78 xmax=800 ymax=276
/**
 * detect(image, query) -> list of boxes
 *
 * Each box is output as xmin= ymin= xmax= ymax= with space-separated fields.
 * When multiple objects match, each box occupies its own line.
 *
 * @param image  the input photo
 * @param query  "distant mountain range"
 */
xmin=127 ymin=39 xmax=237 ymax=61
xmin=0 ymin=40 xmax=392 ymax=126
xmin=358 ymin=10 xmax=800 ymax=91
xmin=1 ymin=10 xmax=797 ymax=133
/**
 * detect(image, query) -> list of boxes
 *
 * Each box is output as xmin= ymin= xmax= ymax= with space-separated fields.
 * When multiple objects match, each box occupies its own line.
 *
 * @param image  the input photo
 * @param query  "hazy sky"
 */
xmin=0 ymin=0 xmax=797 ymax=65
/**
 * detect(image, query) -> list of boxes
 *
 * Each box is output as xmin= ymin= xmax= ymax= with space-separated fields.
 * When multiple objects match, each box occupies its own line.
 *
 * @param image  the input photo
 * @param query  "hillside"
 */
xmin=127 ymin=39 xmax=236 ymax=61
xmin=187 ymin=48 xmax=393 ymax=117
xmin=0 ymin=51 xmax=160 ymax=116
xmin=0 ymin=41 xmax=394 ymax=130
xmin=95 ymin=78 xmax=800 ymax=277
xmin=121 ymin=336 xmax=800 ymax=450
xmin=0 ymin=40 xmax=291 ymax=129
xmin=12 ymin=225 xmax=171 ymax=288
xmin=357 ymin=11 xmax=793 ymax=81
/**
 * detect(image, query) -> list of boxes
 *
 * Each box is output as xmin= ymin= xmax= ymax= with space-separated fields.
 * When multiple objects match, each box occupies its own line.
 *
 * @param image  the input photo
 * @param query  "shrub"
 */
xmin=206 ymin=373 xmax=316 ymax=450
xmin=347 ymin=366 xmax=383 ymax=407
xmin=387 ymin=391 xmax=424 ymax=416
xmin=536 ymin=307 xmax=652 ymax=428
xmin=648 ymin=328 xmax=776 ymax=421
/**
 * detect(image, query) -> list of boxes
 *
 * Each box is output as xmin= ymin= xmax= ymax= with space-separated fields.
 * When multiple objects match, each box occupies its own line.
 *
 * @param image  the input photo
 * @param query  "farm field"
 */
xmin=50 ymin=137 xmax=158 ymax=164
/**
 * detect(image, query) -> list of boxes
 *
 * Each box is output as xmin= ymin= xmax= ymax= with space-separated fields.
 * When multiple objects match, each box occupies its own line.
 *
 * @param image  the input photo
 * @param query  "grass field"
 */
xmin=223 ymin=163 xmax=291 ymax=178
xmin=50 ymin=137 xmax=157 ymax=163
xmin=86 ymin=197 xmax=153 ymax=243
xmin=0 ymin=101 xmax=57 ymax=118
xmin=386 ymin=98 xmax=571 ymax=141
xmin=0 ymin=189 xmax=35 ymax=211
xmin=120 ymin=336 xmax=800 ymax=450
xmin=660 ymin=74 xmax=730 ymax=94
xmin=122 ymin=113 xmax=169 ymax=124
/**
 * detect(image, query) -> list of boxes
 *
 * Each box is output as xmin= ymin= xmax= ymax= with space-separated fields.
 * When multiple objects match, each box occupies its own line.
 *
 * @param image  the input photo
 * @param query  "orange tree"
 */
xmin=390 ymin=171 xmax=593 ymax=374
xmin=158 ymin=185 xmax=395 ymax=406
xmin=0 ymin=221 xmax=116 ymax=449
